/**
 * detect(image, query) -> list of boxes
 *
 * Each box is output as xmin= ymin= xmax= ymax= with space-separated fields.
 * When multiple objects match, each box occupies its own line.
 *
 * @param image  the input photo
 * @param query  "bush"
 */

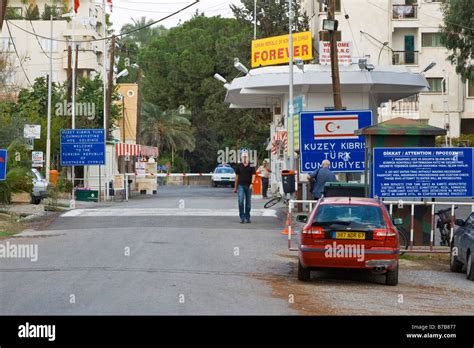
xmin=28 ymin=5 xmax=40 ymax=20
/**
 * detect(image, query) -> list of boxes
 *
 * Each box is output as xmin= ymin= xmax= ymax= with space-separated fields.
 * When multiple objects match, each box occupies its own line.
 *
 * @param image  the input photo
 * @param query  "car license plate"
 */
xmin=334 ymin=232 xmax=365 ymax=240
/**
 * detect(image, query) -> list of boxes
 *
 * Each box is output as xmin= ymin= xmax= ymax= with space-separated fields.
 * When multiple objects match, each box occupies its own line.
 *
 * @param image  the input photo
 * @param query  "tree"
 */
xmin=138 ymin=15 xmax=271 ymax=172
xmin=440 ymin=0 xmax=473 ymax=82
xmin=140 ymin=102 xmax=195 ymax=166
xmin=231 ymin=0 xmax=309 ymax=39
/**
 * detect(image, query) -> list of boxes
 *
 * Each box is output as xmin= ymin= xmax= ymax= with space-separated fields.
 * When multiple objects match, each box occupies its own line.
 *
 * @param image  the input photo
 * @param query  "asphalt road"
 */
xmin=1 ymin=186 xmax=473 ymax=315
xmin=0 ymin=186 xmax=296 ymax=315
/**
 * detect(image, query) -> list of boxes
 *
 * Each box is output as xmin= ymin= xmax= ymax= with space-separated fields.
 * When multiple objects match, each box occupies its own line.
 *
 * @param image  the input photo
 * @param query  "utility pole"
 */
xmin=328 ymin=0 xmax=342 ymax=110
xmin=45 ymin=14 xmax=53 ymax=183
xmin=106 ymin=34 xmax=116 ymax=142
xmin=288 ymin=0 xmax=294 ymax=171
xmin=136 ymin=69 xmax=143 ymax=144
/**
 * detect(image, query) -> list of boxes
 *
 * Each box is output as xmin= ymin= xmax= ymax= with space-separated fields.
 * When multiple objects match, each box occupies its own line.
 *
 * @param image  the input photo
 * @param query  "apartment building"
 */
xmin=0 ymin=0 xmax=106 ymax=89
xmin=302 ymin=0 xmax=474 ymax=138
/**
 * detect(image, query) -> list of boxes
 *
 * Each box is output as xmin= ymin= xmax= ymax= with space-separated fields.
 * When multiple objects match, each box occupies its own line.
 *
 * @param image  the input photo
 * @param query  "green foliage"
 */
xmin=440 ymin=0 xmax=473 ymax=82
xmin=41 ymin=4 xmax=60 ymax=20
xmin=28 ymin=4 xmax=40 ymax=20
xmin=5 ymin=8 xmax=23 ymax=20
xmin=138 ymin=15 xmax=271 ymax=172
xmin=231 ymin=0 xmax=309 ymax=38
xmin=437 ymin=134 xmax=474 ymax=147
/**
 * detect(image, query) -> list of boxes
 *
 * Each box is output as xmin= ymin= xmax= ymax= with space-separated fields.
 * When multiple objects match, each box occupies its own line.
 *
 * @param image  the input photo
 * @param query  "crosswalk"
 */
xmin=62 ymin=208 xmax=278 ymax=218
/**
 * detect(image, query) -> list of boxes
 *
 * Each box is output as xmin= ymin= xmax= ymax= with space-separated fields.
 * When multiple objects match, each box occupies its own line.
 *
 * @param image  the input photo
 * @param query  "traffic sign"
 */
xmin=32 ymin=151 xmax=44 ymax=168
xmin=60 ymin=129 xmax=106 ymax=166
xmin=299 ymin=110 xmax=372 ymax=173
xmin=372 ymin=147 xmax=474 ymax=198
xmin=23 ymin=124 xmax=41 ymax=139
xmin=0 ymin=149 xmax=7 ymax=181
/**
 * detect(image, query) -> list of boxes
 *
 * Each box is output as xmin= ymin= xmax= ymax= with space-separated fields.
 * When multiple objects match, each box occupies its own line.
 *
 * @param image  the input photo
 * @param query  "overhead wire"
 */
xmin=5 ymin=20 xmax=33 ymax=87
xmin=6 ymin=0 xmax=200 ymax=44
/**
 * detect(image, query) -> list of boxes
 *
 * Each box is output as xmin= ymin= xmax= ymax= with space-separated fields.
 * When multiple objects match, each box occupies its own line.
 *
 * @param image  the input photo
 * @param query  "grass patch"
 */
xmin=400 ymin=254 xmax=431 ymax=261
xmin=0 ymin=214 xmax=25 ymax=239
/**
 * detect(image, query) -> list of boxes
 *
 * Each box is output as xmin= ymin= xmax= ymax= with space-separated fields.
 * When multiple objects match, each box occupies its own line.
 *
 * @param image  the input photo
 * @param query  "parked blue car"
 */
xmin=451 ymin=213 xmax=474 ymax=280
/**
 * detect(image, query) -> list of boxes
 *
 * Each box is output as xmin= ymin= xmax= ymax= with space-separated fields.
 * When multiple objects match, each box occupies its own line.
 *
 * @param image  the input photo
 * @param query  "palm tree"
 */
xmin=120 ymin=17 xmax=167 ymax=48
xmin=140 ymin=102 xmax=195 ymax=166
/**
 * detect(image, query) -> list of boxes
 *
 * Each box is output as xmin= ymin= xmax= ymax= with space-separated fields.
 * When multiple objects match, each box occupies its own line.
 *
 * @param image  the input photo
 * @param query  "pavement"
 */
xmin=1 ymin=185 xmax=473 ymax=315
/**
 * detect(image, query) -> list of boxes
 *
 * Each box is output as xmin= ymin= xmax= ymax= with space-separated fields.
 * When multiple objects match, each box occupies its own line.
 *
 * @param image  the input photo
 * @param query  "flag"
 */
xmin=74 ymin=0 xmax=79 ymax=13
xmin=313 ymin=114 xmax=359 ymax=140
xmin=107 ymin=0 xmax=112 ymax=12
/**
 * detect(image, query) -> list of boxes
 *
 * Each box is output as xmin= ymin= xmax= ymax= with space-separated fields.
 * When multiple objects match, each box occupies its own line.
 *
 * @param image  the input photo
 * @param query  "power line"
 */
xmin=6 ymin=0 xmax=200 ymax=44
xmin=5 ymin=21 xmax=33 ymax=87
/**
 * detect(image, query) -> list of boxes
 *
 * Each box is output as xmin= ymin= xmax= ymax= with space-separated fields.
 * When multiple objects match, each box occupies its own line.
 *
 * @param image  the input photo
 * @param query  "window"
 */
xmin=41 ymin=38 xmax=58 ymax=52
xmin=468 ymin=78 xmax=474 ymax=98
xmin=215 ymin=167 xmax=234 ymax=174
xmin=319 ymin=0 xmax=341 ymax=12
xmin=422 ymin=33 xmax=443 ymax=47
xmin=0 ymin=37 xmax=15 ymax=52
xmin=319 ymin=31 xmax=341 ymax=42
xmin=426 ymin=78 xmax=445 ymax=93
xmin=314 ymin=205 xmax=386 ymax=228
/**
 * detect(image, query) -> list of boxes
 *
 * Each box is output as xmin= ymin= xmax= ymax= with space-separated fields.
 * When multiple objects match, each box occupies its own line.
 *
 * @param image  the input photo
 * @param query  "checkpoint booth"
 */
xmin=356 ymin=117 xmax=447 ymax=246
xmin=114 ymin=143 xmax=160 ymax=196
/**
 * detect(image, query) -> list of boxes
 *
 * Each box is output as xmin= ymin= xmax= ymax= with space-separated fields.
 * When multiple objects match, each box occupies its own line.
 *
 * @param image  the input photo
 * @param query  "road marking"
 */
xmin=61 ymin=208 xmax=278 ymax=218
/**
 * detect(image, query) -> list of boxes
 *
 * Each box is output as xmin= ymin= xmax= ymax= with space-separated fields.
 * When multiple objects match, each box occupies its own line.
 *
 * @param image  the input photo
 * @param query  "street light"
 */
xmin=213 ymin=73 xmax=230 ymax=90
xmin=422 ymin=62 xmax=436 ymax=74
xmin=322 ymin=19 xmax=338 ymax=31
xmin=233 ymin=58 xmax=249 ymax=75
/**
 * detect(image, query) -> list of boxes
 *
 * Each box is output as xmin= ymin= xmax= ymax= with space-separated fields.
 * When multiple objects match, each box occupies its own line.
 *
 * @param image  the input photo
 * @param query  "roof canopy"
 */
xmin=355 ymin=117 xmax=447 ymax=136
xmin=225 ymin=64 xmax=429 ymax=108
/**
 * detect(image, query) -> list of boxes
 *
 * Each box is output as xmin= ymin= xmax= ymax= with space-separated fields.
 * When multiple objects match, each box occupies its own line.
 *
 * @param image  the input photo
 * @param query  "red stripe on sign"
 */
xmin=314 ymin=134 xmax=356 ymax=137
xmin=313 ymin=117 xmax=358 ymax=121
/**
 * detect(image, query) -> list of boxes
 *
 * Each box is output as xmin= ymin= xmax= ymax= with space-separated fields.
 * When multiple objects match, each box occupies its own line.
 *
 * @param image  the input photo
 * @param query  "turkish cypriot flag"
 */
xmin=313 ymin=114 xmax=359 ymax=140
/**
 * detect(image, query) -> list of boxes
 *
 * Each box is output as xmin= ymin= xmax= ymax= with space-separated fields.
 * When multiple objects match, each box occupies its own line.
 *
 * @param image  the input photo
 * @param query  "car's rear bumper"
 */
xmin=299 ymin=246 xmax=399 ymax=270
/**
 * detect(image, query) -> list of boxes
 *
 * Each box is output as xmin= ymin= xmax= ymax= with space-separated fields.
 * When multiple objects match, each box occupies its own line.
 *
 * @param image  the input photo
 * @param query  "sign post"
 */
xmin=372 ymin=148 xmax=474 ymax=198
xmin=0 ymin=149 xmax=7 ymax=181
xmin=299 ymin=110 xmax=372 ymax=174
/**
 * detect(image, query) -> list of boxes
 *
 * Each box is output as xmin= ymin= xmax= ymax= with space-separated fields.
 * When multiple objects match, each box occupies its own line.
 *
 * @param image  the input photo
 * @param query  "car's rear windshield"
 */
xmin=314 ymin=204 xmax=386 ymax=228
xmin=215 ymin=167 xmax=234 ymax=174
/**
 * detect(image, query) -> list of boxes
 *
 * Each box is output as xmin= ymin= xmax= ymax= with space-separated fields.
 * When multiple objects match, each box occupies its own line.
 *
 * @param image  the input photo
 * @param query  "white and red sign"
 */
xmin=313 ymin=114 xmax=359 ymax=140
xmin=319 ymin=41 xmax=352 ymax=65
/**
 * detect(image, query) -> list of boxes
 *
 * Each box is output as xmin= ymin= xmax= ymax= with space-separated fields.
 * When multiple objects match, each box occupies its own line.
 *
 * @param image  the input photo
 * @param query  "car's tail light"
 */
xmin=302 ymin=226 xmax=325 ymax=239
xmin=373 ymin=229 xmax=397 ymax=241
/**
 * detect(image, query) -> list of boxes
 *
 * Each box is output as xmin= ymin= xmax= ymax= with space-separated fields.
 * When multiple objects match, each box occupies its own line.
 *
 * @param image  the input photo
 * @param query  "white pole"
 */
xmin=253 ymin=0 xmax=257 ymax=40
xmin=288 ymin=0 xmax=294 ymax=171
xmin=46 ymin=15 xmax=53 ymax=183
xmin=442 ymin=69 xmax=448 ymax=147
xmin=71 ymin=14 xmax=76 ymax=201
xmin=102 ymin=0 xmax=107 ymax=201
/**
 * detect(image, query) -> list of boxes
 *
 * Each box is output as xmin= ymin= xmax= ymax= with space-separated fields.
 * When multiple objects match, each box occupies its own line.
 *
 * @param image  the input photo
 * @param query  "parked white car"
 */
xmin=211 ymin=165 xmax=235 ymax=187
xmin=31 ymin=168 xmax=49 ymax=204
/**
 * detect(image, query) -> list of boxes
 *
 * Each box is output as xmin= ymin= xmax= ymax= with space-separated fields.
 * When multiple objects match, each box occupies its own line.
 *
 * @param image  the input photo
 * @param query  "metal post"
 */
xmin=442 ymin=69 xmax=449 ymax=147
xmin=288 ymin=0 xmax=294 ymax=171
xmin=253 ymin=0 xmax=257 ymax=40
xmin=430 ymin=204 xmax=435 ymax=251
xmin=71 ymin=14 xmax=76 ymax=202
xmin=410 ymin=204 xmax=414 ymax=249
xmin=101 ymin=0 xmax=107 ymax=202
xmin=46 ymin=15 xmax=53 ymax=183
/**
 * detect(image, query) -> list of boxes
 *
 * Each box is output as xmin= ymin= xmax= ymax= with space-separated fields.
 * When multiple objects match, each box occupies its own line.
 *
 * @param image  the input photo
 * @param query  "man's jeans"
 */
xmin=237 ymin=185 xmax=252 ymax=221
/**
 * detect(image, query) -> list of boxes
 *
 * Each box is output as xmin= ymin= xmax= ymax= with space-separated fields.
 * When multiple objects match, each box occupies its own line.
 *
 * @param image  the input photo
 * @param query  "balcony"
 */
xmin=392 ymin=50 xmax=419 ymax=65
xmin=392 ymin=5 xmax=417 ymax=19
xmin=378 ymin=99 xmax=420 ymax=122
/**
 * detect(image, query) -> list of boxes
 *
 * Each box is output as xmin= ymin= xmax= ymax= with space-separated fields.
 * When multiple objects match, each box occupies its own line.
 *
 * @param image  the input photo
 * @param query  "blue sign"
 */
xmin=60 ymin=129 xmax=106 ymax=166
xmin=372 ymin=147 xmax=474 ymax=198
xmin=299 ymin=110 xmax=373 ymax=173
xmin=0 ymin=149 xmax=7 ymax=181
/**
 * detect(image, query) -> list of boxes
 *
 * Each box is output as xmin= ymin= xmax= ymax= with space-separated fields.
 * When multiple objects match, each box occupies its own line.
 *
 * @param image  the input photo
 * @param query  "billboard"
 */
xmin=319 ymin=41 xmax=352 ymax=65
xmin=60 ymin=129 xmax=106 ymax=166
xmin=251 ymin=31 xmax=313 ymax=68
xmin=299 ymin=110 xmax=373 ymax=173
xmin=372 ymin=148 xmax=474 ymax=198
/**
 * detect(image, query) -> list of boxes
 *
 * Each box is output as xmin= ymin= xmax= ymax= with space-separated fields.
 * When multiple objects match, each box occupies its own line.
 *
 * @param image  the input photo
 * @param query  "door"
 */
xmin=404 ymin=35 xmax=415 ymax=64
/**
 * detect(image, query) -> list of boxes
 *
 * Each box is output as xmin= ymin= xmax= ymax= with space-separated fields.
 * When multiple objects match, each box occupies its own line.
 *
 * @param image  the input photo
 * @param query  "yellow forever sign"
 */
xmin=251 ymin=31 xmax=313 ymax=68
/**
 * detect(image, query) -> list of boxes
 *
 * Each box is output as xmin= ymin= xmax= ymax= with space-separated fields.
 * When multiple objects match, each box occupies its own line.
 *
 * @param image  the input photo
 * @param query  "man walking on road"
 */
xmin=234 ymin=151 xmax=256 ymax=223
xmin=308 ymin=159 xmax=337 ymax=200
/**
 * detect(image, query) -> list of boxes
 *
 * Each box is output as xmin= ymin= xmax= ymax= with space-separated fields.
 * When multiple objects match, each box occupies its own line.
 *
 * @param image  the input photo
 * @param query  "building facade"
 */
xmin=0 ymin=0 xmax=106 ymax=89
xmin=302 ymin=0 xmax=474 ymax=138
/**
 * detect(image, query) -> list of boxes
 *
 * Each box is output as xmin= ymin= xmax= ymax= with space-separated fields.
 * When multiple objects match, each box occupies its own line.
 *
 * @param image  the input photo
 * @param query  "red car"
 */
xmin=297 ymin=197 xmax=401 ymax=285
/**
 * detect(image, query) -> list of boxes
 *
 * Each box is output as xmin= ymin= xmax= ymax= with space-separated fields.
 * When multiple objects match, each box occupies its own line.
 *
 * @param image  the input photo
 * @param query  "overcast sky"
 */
xmin=108 ymin=0 xmax=243 ymax=32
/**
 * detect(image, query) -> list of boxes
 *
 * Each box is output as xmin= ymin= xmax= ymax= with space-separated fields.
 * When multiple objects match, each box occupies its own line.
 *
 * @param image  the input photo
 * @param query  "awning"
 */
xmin=115 ymin=143 xmax=159 ymax=157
